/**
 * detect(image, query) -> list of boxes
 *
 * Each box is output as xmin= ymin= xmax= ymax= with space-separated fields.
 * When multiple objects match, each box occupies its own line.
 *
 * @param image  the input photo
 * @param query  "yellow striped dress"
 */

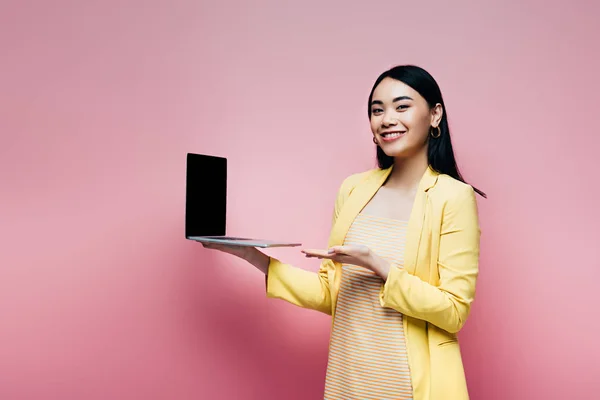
xmin=324 ymin=213 xmax=413 ymax=400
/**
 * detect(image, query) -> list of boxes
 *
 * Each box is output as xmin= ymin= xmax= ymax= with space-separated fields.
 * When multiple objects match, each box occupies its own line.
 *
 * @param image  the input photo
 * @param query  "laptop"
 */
xmin=185 ymin=153 xmax=302 ymax=248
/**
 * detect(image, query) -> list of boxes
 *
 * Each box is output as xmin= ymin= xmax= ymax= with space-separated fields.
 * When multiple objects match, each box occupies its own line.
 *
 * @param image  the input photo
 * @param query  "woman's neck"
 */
xmin=385 ymin=150 xmax=429 ymax=191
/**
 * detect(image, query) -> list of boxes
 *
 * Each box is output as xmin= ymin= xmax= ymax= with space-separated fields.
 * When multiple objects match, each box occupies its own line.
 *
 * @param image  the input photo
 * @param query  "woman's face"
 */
xmin=369 ymin=77 xmax=442 ymax=159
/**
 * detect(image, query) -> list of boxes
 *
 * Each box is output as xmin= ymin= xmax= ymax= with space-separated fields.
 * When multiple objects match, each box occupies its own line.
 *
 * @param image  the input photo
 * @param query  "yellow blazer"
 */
xmin=266 ymin=165 xmax=481 ymax=400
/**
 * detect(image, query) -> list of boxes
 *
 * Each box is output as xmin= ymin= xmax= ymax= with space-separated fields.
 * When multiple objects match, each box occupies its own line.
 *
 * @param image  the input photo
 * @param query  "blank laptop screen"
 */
xmin=185 ymin=153 xmax=227 ymax=237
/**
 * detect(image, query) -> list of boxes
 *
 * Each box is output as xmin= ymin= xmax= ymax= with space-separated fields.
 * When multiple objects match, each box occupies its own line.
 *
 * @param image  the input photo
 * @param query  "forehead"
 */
xmin=371 ymin=77 xmax=419 ymax=102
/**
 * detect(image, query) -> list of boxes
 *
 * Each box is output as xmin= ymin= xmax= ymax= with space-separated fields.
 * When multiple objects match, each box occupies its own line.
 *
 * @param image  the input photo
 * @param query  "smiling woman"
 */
xmin=203 ymin=65 xmax=485 ymax=400
xmin=369 ymin=66 xmax=486 ymax=198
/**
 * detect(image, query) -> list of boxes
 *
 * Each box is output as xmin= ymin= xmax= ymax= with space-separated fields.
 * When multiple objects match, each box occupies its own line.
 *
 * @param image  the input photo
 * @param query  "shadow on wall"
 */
xmin=177 ymin=247 xmax=330 ymax=399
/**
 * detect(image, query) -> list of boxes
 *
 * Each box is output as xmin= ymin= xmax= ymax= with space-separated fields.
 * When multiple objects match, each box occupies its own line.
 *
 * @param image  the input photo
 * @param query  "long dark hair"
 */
xmin=368 ymin=65 xmax=486 ymax=198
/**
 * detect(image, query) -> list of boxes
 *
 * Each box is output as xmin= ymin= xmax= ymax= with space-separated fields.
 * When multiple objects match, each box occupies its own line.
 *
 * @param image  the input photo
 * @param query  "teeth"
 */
xmin=383 ymin=132 xmax=403 ymax=138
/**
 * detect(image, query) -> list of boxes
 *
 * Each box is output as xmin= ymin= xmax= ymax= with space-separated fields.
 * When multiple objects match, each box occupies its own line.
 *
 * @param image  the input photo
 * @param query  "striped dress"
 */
xmin=324 ymin=213 xmax=413 ymax=400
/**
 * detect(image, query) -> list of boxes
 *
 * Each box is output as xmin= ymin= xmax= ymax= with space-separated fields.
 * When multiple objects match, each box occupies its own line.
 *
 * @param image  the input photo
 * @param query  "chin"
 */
xmin=380 ymin=139 xmax=426 ymax=159
xmin=380 ymin=144 xmax=411 ymax=158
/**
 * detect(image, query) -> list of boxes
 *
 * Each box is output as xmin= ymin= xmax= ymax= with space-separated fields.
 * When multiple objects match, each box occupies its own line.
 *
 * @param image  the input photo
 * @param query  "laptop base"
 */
xmin=188 ymin=236 xmax=302 ymax=248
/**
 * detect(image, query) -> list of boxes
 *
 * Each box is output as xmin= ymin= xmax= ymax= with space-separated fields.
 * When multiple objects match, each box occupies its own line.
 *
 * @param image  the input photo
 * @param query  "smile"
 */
xmin=380 ymin=131 xmax=405 ymax=141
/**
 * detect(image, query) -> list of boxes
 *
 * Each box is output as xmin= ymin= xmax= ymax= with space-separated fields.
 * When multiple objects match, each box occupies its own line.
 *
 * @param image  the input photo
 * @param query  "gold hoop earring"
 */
xmin=431 ymin=126 xmax=441 ymax=138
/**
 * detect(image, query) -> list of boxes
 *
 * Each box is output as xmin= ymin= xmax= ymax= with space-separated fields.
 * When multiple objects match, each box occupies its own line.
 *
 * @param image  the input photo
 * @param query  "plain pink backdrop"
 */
xmin=1 ymin=1 xmax=599 ymax=399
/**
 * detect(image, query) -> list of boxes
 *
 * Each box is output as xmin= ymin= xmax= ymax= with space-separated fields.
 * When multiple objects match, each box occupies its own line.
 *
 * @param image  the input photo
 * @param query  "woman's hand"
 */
xmin=200 ymin=242 xmax=270 ymax=275
xmin=302 ymin=245 xmax=392 ymax=280
xmin=200 ymin=242 xmax=252 ymax=259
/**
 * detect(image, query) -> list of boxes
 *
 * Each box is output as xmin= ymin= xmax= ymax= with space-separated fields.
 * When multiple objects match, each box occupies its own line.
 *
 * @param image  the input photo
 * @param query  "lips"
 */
xmin=380 ymin=131 xmax=406 ymax=142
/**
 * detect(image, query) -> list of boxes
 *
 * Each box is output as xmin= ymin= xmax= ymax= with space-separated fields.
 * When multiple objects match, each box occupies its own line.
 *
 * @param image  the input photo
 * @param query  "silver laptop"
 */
xmin=185 ymin=153 xmax=301 ymax=248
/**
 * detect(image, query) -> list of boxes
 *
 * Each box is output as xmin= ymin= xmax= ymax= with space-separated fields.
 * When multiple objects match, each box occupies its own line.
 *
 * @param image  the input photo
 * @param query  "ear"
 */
xmin=430 ymin=103 xmax=443 ymax=127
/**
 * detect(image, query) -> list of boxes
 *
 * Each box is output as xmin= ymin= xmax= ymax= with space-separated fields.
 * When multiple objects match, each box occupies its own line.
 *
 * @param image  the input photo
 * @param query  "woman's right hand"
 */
xmin=200 ymin=242 xmax=252 ymax=259
xmin=200 ymin=242 xmax=270 ymax=274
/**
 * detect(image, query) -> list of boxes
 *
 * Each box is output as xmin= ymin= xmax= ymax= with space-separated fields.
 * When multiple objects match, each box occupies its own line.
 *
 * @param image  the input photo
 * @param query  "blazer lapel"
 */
xmin=405 ymin=166 xmax=438 ymax=275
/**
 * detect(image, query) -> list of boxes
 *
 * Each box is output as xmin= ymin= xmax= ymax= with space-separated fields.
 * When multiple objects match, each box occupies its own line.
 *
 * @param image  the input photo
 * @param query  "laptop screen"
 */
xmin=185 ymin=153 xmax=227 ymax=237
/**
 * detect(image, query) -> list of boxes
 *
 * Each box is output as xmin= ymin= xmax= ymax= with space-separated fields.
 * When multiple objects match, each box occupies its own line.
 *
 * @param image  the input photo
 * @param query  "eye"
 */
xmin=371 ymin=108 xmax=383 ymax=115
xmin=397 ymin=105 xmax=409 ymax=111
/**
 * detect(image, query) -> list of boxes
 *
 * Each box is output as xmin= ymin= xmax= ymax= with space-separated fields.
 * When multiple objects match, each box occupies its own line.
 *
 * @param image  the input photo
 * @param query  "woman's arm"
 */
xmin=199 ymin=242 xmax=270 ymax=274
xmin=201 ymin=243 xmax=336 ymax=314
xmin=376 ymin=184 xmax=481 ymax=333
xmin=265 ymin=257 xmax=335 ymax=315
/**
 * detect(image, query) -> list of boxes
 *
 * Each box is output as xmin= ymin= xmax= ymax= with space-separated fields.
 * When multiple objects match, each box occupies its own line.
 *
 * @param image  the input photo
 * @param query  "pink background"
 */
xmin=1 ymin=1 xmax=599 ymax=399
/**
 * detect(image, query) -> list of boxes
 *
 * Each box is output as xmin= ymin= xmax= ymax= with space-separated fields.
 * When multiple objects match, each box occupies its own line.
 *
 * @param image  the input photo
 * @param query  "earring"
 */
xmin=373 ymin=137 xmax=378 ymax=145
xmin=431 ymin=126 xmax=441 ymax=138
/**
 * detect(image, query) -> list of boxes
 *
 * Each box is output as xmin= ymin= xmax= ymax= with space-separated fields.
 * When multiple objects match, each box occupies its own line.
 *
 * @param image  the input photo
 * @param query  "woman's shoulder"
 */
xmin=433 ymin=173 xmax=477 ymax=204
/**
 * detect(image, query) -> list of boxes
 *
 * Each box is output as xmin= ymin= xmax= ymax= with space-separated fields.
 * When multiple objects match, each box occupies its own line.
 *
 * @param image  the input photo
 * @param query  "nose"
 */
xmin=382 ymin=112 xmax=399 ymax=127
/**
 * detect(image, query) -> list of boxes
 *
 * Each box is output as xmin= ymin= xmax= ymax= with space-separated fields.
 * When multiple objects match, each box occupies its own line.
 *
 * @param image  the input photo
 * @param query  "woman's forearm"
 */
xmin=244 ymin=247 xmax=271 ymax=275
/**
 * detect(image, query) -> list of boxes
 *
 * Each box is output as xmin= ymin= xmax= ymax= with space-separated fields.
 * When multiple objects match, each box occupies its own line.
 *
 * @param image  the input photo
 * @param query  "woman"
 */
xmin=202 ymin=65 xmax=485 ymax=400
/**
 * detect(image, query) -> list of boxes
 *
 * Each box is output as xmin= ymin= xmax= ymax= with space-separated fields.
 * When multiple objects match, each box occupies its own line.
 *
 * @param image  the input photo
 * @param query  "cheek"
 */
xmin=406 ymin=113 xmax=430 ymax=139
xmin=369 ymin=117 xmax=378 ymax=133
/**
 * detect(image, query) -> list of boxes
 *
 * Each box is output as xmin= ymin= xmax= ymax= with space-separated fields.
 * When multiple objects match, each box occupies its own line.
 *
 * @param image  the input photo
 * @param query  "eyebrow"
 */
xmin=371 ymin=96 xmax=413 ymax=106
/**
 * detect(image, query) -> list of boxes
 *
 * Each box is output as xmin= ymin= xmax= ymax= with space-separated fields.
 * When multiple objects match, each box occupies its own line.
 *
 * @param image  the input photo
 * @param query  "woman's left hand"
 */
xmin=302 ymin=245 xmax=391 ymax=280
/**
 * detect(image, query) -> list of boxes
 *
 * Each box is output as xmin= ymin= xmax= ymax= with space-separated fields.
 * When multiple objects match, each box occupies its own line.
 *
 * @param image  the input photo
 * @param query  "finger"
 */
xmin=329 ymin=246 xmax=349 ymax=255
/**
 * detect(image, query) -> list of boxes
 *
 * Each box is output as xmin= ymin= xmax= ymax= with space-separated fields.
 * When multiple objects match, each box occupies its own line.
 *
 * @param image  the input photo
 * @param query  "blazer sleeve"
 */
xmin=264 ymin=174 xmax=359 ymax=315
xmin=379 ymin=184 xmax=480 ymax=333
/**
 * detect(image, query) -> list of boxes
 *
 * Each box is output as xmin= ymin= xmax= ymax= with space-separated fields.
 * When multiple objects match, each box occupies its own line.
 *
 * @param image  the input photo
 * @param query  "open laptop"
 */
xmin=185 ymin=153 xmax=302 ymax=248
